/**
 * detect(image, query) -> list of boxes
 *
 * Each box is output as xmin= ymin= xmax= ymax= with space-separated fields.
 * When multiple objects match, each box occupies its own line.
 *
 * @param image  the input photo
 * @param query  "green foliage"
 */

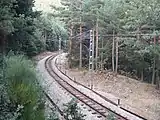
xmin=0 ymin=0 xmax=68 ymax=57
xmin=106 ymin=113 xmax=115 ymax=120
xmin=64 ymin=99 xmax=85 ymax=120
xmin=35 ymin=14 xmax=68 ymax=52
xmin=47 ymin=112 xmax=59 ymax=120
xmin=4 ymin=55 xmax=45 ymax=120
xmin=53 ymin=0 xmax=160 ymax=86
xmin=0 ymin=0 xmax=15 ymax=33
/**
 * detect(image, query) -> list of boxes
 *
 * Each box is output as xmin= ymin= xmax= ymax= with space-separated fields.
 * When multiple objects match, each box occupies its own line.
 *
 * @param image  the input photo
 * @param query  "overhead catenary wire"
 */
xmin=71 ymin=31 xmax=160 ymax=39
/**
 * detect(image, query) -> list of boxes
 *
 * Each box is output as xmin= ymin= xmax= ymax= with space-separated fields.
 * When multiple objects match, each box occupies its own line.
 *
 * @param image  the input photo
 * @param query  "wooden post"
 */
xmin=118 ymin=99 xmax=120 ymax=106
xmin=112 ymin=30 xmax=115 ymax=72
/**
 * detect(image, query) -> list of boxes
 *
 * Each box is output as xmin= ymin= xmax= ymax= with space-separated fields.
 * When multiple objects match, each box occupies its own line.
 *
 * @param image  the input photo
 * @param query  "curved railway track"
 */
xmin=44 ymin=54 xmax=147 ymax=120
xmin=55 ymin=55 xmax=147 ymax=120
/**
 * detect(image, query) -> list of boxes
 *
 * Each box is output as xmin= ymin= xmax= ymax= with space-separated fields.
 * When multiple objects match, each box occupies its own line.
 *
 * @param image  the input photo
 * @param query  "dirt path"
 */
xmin=57 ymin=53 xmax=160 ymax=120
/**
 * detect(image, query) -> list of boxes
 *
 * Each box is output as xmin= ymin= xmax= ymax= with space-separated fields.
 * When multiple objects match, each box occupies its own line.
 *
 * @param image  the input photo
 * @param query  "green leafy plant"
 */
xmin=63 ymin=99 xmax=85 ymax=120
xmin=107 ymin=112 xmax=115 ymax=120
xmin=5 ymin=55 xmax=45 ymax=120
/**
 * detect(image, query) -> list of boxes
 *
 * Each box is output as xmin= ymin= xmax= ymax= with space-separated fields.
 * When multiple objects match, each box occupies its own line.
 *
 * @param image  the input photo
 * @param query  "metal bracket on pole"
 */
xmin=89 ymin=29 xmax=94 ymax=90
xmin=89 ymin=30 xmax=93 ymax=71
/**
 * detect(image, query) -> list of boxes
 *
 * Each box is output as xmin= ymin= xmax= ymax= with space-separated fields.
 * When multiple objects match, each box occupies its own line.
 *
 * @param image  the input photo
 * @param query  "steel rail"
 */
xmin=40 ymin=54 xmax=66 ymax=119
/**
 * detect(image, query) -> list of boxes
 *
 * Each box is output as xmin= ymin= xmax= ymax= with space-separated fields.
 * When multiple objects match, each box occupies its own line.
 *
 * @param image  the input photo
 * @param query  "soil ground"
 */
xmin=58 ymin=54 xmax=160 ymax=120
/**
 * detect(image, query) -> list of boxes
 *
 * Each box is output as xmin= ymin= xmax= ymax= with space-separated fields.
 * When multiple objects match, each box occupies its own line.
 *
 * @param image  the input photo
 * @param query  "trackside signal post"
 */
xmin=89 ymin=30 xmax=94 ymax=71
xmin=89 ymin=30 xmax=93 ymax=71
xmin=89 ymin=29 xmax=94 ymax=89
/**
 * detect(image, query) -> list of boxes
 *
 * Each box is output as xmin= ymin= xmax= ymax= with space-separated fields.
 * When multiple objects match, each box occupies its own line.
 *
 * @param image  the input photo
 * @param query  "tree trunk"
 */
xmin=101 ymin=38 xmax=104 ymax=71
xmin=69 ymin=25 xmax=73 ymax=55
xmin=152 ymin=58 xmax=156 ymax=85
xmin=59 ymin=37 xmax=61 ymax=51
xmin=152 ymin=35 xmax=156 ymax=85
xmin=44 ymin=30 xmax=47 ymax=50
xmin=0 ymin=29 xmax=6 ymax=81
xmin=115 ymin=35 xmax=119 ymax=74
xmin=112 ymin=30 xmax=115 ymax=72
xmin=141 ymin=70 xmax=144 ymax=81
xmin=156 ymin=70 xmax=160 ymax=89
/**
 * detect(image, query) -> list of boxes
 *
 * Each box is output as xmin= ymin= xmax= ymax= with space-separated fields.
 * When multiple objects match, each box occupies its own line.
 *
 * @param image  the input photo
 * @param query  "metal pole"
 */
xmin=92 ymin=29 xmax=95 ymax=71
xmin=89 ymin=30 xmax=94 ymax=89
xmin=79 ymin=24 xmax=82 ymax=69
xmin=95 ymin=20 xmax=99 ymax=70
xmin=89 ymin=30 xmax=93 ymax=71
xmin=91 ymin=29 xmax=95 ymax=90
xmin=79 ymin=0 xmax=82 ymax=69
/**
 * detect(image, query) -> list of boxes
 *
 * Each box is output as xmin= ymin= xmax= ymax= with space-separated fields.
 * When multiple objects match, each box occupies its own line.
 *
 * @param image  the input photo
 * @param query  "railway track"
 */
xmin=55 ymin=55 xmax=147 ymax=120
xmin=44 ymin=54 xmax=147 ymax=120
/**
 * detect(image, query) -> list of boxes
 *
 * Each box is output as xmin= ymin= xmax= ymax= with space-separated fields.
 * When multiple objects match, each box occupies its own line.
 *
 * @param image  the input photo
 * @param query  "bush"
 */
xmin=107 ymin=112 xmax=115 ymax=120
xmin=5 ymin=55 xmax=45 ymax=120
xmin=63 ymin=99 xmax=85 ymax=120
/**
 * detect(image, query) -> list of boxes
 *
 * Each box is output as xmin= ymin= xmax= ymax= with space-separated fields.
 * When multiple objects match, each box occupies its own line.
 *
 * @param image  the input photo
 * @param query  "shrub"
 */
xmin=63 ymin=99 xmax=85 ymax=120
xmin=107 ymin=112 xmax=115 ymax=120
xmin=5 ymin=55 xmax=45 ymax=120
